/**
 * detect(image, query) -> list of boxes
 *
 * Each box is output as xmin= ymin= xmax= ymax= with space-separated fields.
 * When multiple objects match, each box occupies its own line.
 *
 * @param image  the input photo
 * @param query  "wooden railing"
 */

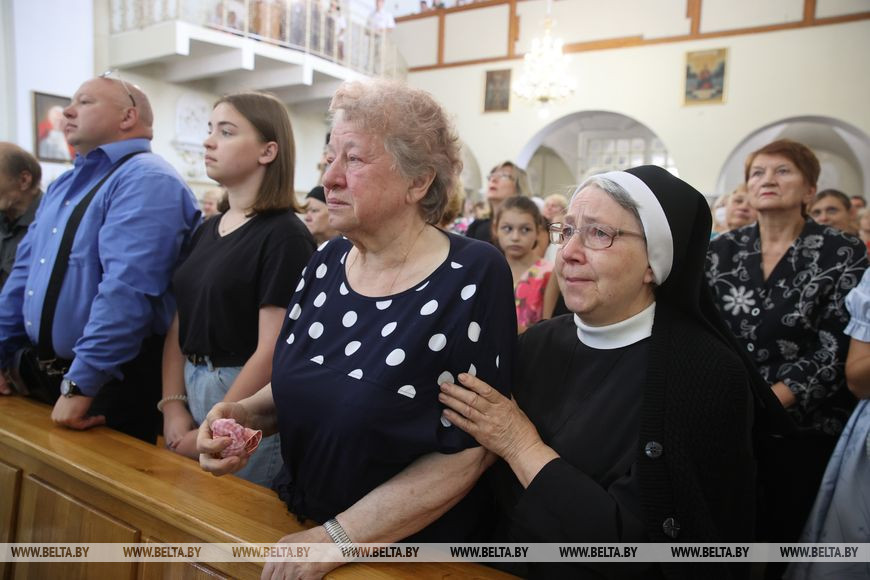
xmin=0 ymin=396 xmax=512 ymax=579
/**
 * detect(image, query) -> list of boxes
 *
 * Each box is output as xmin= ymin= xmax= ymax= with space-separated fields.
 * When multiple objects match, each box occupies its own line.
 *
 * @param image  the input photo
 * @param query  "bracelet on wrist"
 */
xmin=157 ymin=394 xmax=188 ymax=413
xmin=323 ymin=518 xmax=355 ymax=558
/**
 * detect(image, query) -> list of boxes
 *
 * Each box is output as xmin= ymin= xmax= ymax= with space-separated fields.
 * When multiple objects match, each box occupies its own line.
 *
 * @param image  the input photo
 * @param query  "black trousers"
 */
xmin=22 ymin=335 xmax=163 ymax=444
xmin=88 ymin=334 xmax=164 ymax=444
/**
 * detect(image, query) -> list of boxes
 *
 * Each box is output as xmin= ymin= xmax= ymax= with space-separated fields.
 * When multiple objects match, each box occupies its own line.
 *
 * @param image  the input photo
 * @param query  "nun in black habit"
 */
xmin=440 ymin=166 xmax=785 ymax=579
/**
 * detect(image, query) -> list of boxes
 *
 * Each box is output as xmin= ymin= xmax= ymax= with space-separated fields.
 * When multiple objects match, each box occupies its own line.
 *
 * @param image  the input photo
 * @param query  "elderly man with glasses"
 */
xmin=0 ymin=74 xmax=200 ymax=443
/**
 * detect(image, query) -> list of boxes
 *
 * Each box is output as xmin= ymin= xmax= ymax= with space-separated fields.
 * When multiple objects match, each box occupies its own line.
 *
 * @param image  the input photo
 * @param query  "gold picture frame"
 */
xmin=484 ymin=69 xmax=511 ymax=113
xmin=33 ymin=92 xmax=74 ymax=163
xmin=684 ymin=48 xmax=727 ymax=106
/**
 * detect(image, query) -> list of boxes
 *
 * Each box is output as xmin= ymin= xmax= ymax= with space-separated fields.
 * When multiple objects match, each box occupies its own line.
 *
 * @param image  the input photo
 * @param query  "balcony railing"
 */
xmin=110 ymin=0 xmax=407 ymax=79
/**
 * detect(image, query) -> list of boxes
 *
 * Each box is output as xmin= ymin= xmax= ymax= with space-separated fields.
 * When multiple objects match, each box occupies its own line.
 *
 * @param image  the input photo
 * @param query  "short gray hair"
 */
xmin=573 ymin=175 xmax=644 ymax=234
xmin=329 ymin=79 xmax=462 ymax=225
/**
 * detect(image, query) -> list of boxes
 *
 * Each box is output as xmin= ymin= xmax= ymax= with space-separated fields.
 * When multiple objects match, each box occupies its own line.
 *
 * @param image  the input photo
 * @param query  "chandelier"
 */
xmin=512 ymin=0 xmax=575 ymax=116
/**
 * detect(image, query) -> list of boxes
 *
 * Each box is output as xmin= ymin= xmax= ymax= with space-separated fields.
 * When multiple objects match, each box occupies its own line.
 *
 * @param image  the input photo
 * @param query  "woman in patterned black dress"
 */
xmin=196 ymin=79 xmax=517 ymax=578
xmin=706 ymin=139 xmax=867 ymax=575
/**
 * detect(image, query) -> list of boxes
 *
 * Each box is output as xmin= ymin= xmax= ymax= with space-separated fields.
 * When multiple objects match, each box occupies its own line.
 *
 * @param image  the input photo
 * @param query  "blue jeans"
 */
xmin=184 ymin=359 xmax=282 ymax=488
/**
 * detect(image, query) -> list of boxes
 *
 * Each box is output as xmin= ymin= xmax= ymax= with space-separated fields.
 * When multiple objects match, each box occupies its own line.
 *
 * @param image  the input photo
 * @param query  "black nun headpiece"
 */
xmin=592 ymin=166 xmax=730 ymax=334
xmin=601 ymin=165 xmax=793 ymax=433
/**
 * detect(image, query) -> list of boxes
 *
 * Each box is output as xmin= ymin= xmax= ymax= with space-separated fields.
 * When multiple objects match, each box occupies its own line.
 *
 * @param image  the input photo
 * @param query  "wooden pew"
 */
xmin=0 ymin=396 xmax=513 ymax=579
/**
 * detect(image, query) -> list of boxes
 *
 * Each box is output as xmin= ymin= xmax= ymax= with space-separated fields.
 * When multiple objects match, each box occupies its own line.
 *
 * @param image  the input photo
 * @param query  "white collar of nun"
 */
xmin=574 ymin=302 xmax=656 ymax=350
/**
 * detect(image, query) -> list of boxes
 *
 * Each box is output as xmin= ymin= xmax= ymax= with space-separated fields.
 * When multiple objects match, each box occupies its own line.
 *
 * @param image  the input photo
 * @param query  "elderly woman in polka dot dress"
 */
xmin=197 ymin=79 xmax=516 ymax=578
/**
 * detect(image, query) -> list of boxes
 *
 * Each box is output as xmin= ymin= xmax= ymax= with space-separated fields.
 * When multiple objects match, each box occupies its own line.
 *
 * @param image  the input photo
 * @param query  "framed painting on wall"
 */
xmin=484 ymin=69 xmax=511 ymax=113
xmin=684 ymin=48 xmax=727 ymax=105
xmin=32 ymin=92 xmax=74 ymax=163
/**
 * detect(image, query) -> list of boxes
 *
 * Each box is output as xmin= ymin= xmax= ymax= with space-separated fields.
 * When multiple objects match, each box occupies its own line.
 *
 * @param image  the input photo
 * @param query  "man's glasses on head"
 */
xmin=99 ymin=69 xmax=137 ymax=107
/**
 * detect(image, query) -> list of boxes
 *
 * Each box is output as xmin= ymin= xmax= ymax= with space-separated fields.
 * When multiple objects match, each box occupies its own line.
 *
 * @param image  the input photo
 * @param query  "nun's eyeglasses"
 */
xmin=549 ymin=222 xmax=644 ymax=249
xmin=99 ymin=69 xmax=137 ymax=107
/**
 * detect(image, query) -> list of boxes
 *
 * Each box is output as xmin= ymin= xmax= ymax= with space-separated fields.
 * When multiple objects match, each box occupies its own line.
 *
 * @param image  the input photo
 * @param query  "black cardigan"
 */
xmin=501 ymin=305 xmax=755 ymax=579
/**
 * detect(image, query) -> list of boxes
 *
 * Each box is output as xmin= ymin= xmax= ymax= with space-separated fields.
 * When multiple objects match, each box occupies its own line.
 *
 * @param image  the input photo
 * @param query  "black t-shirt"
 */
xmin=465 ymin=218 xmax=492 ymax=244
xmin=173 ymin=210 xmax=315 ymax=362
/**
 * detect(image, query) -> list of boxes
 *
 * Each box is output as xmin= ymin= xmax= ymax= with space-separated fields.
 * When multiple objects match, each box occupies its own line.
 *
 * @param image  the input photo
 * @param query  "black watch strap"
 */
xmin=61 ymin=379 xmax=83 ymax=397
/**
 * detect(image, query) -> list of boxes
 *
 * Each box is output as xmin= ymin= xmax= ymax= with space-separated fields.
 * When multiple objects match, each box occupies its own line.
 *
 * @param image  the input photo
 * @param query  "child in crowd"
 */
xmin=160 ymin=91 xmax=315 ymax=487
xmin=495 ymin=196 xmax=552 ymax=333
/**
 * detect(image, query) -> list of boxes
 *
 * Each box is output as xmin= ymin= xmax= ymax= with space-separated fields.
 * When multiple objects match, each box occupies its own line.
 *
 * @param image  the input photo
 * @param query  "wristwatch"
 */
xmin=60 ymin=378 xmax=83 ymax=398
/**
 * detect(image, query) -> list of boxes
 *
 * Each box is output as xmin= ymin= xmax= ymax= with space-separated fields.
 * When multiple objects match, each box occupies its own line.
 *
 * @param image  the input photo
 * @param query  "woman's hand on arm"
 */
xmin=222 ymin=305 xmax=285 ymax=402
xmin=846 ymin=337 xmax=870 ymax=398
xmin=439 ymin=373 xmax=559 ymax=488
xmin=197 ymin=385 xmax=278 ymax=476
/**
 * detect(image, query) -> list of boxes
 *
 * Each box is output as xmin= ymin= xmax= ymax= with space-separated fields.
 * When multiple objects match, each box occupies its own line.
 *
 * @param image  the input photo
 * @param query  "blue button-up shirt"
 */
xmin=0 ymin=139 xmax=200 ymax=395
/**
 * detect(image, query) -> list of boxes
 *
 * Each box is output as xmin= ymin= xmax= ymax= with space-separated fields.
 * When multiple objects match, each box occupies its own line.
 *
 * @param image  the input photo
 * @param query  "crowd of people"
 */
xmin=0 ymin=73 xmax=867 ymax=580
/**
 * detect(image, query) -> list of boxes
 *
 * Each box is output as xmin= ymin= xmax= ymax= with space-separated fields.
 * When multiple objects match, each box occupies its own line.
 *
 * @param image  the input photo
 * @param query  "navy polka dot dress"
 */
xmin=271 ymin=231 xmax=517 ymax=539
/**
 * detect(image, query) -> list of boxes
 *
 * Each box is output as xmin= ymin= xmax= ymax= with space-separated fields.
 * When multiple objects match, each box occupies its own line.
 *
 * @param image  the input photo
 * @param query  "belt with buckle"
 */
xmin=186 ymin=353 xmax=210 ymax=366
xmin=185 ymin=353 xmax=246 ymax=368
xmin=37 ymin=357 xmax=72 ymax=377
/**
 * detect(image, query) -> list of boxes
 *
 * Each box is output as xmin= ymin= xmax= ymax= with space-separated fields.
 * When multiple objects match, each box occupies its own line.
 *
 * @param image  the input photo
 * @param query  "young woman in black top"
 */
xmin=159 ymin=91 xmax=314 ymax=486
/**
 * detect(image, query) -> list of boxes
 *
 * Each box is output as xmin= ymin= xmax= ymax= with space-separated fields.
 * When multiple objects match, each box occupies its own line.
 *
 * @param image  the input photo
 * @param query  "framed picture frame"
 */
xmin=684 ymin=48 xmax=727 ymax=106
xmin=33 ymin=92 xmax=74 ymax=163
xmin=484 ymin=69 xmax=511 ymax=113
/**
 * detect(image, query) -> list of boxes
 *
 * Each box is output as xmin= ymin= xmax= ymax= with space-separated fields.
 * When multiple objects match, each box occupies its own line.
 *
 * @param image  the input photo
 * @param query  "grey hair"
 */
xmin=572 ymin=175 xmax=644 ymax=235
xmin=328 ymin=79 xmax=462 ymax=225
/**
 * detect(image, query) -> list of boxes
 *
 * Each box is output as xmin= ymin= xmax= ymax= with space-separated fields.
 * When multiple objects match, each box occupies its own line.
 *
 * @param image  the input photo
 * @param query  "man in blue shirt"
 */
xmin=0 ymin=75 xmax=200 ymax=442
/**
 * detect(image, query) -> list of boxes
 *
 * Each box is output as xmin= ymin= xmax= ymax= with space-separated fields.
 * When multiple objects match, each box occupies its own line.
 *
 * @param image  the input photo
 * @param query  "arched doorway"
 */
xmin=516 ymin=111 xmax=676 ymax=197
xmin=459 ymin=141 xmax=483 ymax=201
xmin=526 ymin=146 xmax=575 ymax=199
xmin=717 ymin=116 xmax=870 ymax=196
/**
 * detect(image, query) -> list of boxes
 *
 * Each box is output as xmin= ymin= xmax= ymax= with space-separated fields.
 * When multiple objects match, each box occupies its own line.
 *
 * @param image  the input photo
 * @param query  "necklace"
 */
xmin=219 ymin=211 xmax=252 ymax=236
xmin=348 ymin=224 xmax=428 ymax=295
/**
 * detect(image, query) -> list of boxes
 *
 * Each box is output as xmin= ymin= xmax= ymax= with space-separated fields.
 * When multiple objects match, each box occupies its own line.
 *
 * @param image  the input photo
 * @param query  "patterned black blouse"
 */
xmin=706 ymin=220 xmax=867 ymax=436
